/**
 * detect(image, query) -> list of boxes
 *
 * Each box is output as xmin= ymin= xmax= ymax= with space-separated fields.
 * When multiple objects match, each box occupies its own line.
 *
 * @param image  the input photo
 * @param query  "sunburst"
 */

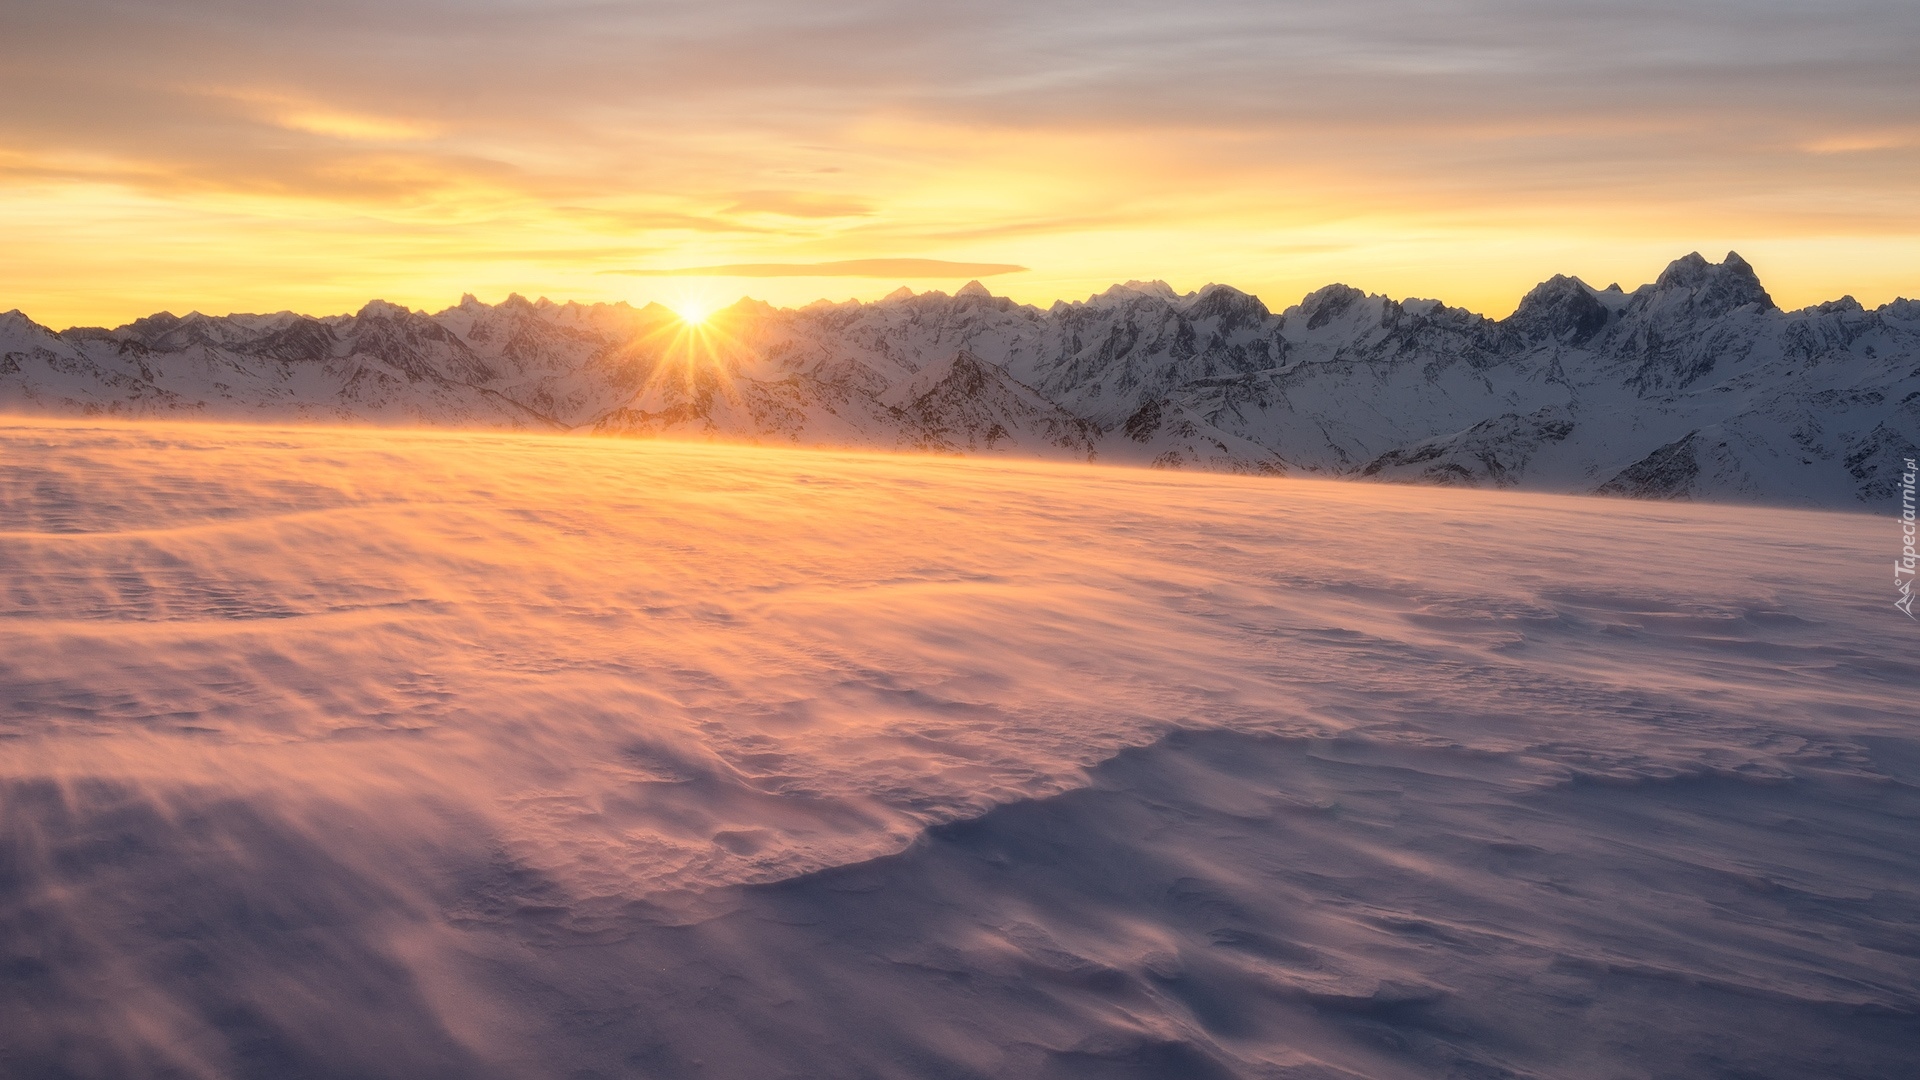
xmin=603 ymin=295 xmax=758 ymax=426
xmin=670 ymin=301 xmax=716 ymax=326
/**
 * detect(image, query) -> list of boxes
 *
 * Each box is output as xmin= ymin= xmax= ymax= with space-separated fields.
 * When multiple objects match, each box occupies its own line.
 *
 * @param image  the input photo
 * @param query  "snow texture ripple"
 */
xmin=0 ymin=419 xmax=1915 ymax=1078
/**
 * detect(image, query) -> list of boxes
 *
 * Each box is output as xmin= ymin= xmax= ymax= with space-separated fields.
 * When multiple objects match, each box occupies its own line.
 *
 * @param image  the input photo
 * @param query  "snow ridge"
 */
xmin=4 ymin=252 xmax=1915 ymax=506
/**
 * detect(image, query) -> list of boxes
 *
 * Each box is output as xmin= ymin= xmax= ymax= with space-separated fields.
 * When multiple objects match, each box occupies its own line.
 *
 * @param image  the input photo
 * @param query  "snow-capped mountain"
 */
xmin=4 ymin=252 xmax=1915 ymax=507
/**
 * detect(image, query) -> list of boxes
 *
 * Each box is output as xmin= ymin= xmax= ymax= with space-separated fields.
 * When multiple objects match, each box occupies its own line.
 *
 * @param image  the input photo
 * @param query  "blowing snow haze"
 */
xmin=1 ymin=422 xmax=1916 ymax=1078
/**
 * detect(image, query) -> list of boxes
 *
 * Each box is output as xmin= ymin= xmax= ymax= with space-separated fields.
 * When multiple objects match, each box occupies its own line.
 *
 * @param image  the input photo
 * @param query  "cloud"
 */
xmin=1799 ymin=131 xmax=1920 ymax=155
xmin=723 ymin=191 xmax=875 ymax=219
xmin=605 ymin=259 xmax=1028 ymax=278
xmin=10 ymin=1 xmax=1918 ymax=189
xmin=3 ymin=0 xmax=1917 ymax=324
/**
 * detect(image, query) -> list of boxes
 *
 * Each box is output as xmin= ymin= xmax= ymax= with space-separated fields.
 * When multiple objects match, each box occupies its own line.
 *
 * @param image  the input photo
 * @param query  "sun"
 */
xmin=670 ymin=301 xmax=715 ymax=326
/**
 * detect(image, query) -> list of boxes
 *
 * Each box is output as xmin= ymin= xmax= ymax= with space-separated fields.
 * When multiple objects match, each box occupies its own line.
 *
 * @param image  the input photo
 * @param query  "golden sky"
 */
xmin=5 ymin=0 xmax=1918 ymax=328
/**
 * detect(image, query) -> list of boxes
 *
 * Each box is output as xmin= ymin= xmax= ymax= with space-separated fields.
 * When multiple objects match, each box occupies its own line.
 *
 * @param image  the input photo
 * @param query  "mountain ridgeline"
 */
xmin=4 ymin=253 xmax=1916 ymax=507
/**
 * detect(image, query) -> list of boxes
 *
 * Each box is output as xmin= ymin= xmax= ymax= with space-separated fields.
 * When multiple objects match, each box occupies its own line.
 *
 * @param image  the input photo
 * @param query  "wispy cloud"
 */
xmin=1799 ymin=131 xmax=1920 ymax=155
xmin=722 ymin=191 xmax=875 ymax=219
xmin=2 ymin=0 xmax=1917 ymax=324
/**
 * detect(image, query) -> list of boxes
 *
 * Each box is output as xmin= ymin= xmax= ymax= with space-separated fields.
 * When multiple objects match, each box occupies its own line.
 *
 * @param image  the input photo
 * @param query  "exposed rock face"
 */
xmin=4 ymin=252 xmax=1916 ymax=507
xmin=1598 ymin=432 xmax=1703 ymax=499
xmin=1650 ymin=251 xmax=1775 ymax=317
xmin=1506 ymin=276 xmax=1612 ymax=347
xmin=1363 ymin=408 xmax=1578 ymax=488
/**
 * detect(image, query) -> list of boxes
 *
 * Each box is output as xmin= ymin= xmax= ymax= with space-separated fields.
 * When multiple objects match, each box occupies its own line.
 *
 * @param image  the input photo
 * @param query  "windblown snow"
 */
xmin=4 ymin=252 xmax=1917 ymax=508
xmin=2 ymin=418 xmax=1914 ymax=1078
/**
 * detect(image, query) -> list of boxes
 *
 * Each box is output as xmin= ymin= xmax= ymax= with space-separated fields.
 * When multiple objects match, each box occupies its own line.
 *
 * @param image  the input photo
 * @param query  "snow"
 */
xmin=4 ymin=253 xmax=1916 ymax=507
xmin=1 ymin=417 xmax=1915 ymax=1078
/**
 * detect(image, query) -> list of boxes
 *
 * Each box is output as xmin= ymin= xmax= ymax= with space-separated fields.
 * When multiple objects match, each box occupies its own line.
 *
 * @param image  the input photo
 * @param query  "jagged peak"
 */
xmin=1289 ymin=283 xmax=1370 ymax=331
xmin=1184 ymin=283 xmax=1271 ymax=323
xmin=1507 ymin=274 xmax=1611 ymax=344
xmin=1521 ymin=273 xmax=1596 ymax=296
xmin=1648 ymin=250 xmax=1774 ymax=315
xmin=0 ymin=308 xmax=57 ymax=336
xmin=878 ymin=346 xmax=1005 ymax=409
xmin=1297 ymin=283 xmax=1366 ymax=306
xmin=724 ymin=297 xmax=777 ymax=318
xmin=356 ymin=299 xmax=414 ymax=319
xmin=0 ymin=251 xmax=1849 ymax=355
xmin=1807 ymin=296 xmax=1865 ymax=316
xmin=1079 ymin=280 xmax=1179 ymax=307
xmin=1655 ymin=251 xmax=1712 ymax=286
xmin=116 ymin=311 xmax=184 ymax=339
xmin=57 ymin=325 xmax=117 ymax=340
xmin=1123 ymin=280 xmax=1178 ymax=300
xmin=1189 ymin=282 xmax=1255 ymax=304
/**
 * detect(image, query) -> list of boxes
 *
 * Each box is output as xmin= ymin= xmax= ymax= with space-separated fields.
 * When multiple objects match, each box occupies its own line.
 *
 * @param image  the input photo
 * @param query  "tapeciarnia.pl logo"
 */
xmin=1899 ymin=457 xmax=1917 ymax=619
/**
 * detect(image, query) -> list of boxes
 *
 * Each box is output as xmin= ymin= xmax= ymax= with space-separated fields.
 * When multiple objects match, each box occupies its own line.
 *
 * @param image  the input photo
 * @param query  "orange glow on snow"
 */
xmin=0 ymin=416 xmax=1887 ymax=897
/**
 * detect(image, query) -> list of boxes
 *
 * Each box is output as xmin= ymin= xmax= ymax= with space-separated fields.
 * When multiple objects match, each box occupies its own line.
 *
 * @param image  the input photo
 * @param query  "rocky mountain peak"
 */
xmin=1 ymin=309 xmax=57 ymax=337
xmin=1185 ymin=284 xmax=1272 ymax=326
xmin=120 ymin=311 xmax=184 ymax=340
xmin=1649 ymin=251 xmax=1774 ymax=316
xmin=1087 ymin=281 xmax=1179 ymax=307
xmin=1294 ymin=284 xmax=1367 ymax=331
xmin=1506 ymin=274 xmax=1611 ymax=345
xmin=356 ymin=300 xmax=414 ymax=320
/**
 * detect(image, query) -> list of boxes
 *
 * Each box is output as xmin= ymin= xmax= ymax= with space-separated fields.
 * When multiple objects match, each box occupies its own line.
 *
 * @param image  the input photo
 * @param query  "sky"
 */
xmin=4 ymin=0 xmax=1918 ymax=327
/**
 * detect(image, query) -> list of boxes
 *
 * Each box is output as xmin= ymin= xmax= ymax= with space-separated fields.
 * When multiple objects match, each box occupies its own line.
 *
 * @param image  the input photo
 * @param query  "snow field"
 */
xmin=1 ymin=418 xmax=1914 ymax=1078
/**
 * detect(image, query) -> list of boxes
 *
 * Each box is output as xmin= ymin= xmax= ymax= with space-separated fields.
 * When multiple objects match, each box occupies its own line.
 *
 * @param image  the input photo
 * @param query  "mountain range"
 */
xmin=4 ymin=252 xmax=1915 ymax=508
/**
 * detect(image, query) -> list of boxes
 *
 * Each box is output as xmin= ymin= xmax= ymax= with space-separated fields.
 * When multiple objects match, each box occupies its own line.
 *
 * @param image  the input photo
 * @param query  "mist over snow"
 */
xmin=1 ymin=418 xmax=1915 ymax=1078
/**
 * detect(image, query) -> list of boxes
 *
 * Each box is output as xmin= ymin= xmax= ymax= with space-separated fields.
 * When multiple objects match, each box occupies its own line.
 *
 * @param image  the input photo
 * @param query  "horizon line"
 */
xmin=600 ymin=258 xmax=1031 ymax=279
xmin=11 ymin=251 xmax=1910 ymax=333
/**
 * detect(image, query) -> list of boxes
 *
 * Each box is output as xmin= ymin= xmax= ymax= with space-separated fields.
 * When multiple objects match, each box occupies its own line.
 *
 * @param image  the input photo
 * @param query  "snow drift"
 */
xmin=1 ymin=418 xmax=1914 ymax=1078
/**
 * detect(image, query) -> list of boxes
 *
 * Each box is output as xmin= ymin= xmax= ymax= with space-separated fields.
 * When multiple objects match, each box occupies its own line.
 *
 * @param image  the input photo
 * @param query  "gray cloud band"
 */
xmin=3 ymin=0 xmax=1917 ymax=207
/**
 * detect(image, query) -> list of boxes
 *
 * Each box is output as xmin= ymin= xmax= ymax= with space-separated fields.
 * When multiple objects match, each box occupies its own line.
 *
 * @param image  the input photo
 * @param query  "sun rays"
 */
xmin=602 ymin=299 xmax=761 ymax=425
